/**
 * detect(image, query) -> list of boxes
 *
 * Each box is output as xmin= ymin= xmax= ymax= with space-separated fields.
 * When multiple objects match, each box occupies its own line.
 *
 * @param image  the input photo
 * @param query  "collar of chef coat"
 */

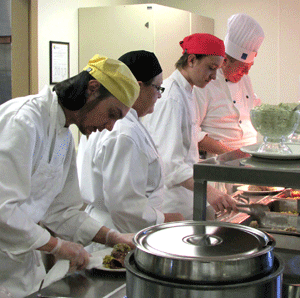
xmin=171 ymin=69 xmax=193 ymax=96
xmin=56 ymin=99 xmax=69 ymax=134
xmin=128 ymin=108 xmax=139 ymax=120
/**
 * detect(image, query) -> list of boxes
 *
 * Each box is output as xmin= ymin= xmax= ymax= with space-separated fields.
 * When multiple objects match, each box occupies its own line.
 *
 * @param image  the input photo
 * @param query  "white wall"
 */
xmin=37 ymin=0 xmax=300 ymax=106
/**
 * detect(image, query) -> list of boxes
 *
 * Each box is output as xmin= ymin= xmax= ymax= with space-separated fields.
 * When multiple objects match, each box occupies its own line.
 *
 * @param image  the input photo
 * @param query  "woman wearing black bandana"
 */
xmin=77 ymin=51 xmax=185 ymax=253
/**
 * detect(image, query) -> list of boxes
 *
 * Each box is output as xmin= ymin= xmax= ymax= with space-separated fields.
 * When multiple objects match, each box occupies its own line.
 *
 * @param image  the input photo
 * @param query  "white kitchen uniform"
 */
xmin=194 ymin=69 xmax=261 ymax=151
xmin=143 ymin=70 xmax=204 ymax=220
xmin=0 ymin=87 xmax=102 ymax=298
xmin=77 ymin=109 xmax=165 ymax=252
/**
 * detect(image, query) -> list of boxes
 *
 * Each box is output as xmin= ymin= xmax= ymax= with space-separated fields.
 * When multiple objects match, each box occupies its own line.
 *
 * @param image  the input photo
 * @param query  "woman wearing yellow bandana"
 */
xmin=0 ymin=54 xmax=139 ymax=297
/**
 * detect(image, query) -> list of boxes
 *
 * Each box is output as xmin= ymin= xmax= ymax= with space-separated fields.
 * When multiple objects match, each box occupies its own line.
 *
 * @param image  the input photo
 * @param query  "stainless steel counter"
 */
xmin=25 ymin=149 xmax=300 ymax=297
xmin=25 ymin=269 xmax=126 ymax=298
xmin=193 ymin=149 xmax=300 ymax=297
xmin=193 ymin=149 xmax=300 ymax=221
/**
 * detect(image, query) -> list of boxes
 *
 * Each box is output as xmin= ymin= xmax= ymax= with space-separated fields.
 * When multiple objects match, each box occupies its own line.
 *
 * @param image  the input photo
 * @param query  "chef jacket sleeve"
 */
xmin=95 ymin=134 xmax=165 ymax=233
xmin=0 ymin=115 xmax=52 ymax=255
xmin=41 ymin=152 xmax=103 ymax=246
xmin=193 ymin=86 xmax=209 ymax=142
xmin=253 ymin=93 xmax=261 ymax=107
xmin=146 ymin=96 xmax=193 ymax=188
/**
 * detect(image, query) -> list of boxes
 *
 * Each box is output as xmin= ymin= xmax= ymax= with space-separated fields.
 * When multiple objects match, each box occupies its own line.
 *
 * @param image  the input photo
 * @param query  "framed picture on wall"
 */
xmin=50 ymin=41 xmax=70 ymax=84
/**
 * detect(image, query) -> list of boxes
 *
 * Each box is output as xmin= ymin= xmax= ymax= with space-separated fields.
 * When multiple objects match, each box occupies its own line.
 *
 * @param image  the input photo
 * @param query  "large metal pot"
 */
xmin=125 ymin=252 xmax=284 ymax=298
xmin=133 ymin=220 xmax=276 ymax=283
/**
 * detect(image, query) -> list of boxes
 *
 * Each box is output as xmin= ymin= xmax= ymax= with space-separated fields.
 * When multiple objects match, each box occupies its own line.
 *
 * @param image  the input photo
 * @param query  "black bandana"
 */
xmin=118 ymin=50 xmax=162 ymax=82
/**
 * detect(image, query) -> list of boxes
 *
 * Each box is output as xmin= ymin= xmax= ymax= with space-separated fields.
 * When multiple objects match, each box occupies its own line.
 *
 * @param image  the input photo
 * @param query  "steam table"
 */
xmin=193 ymin=149 xmax=300 ymax=297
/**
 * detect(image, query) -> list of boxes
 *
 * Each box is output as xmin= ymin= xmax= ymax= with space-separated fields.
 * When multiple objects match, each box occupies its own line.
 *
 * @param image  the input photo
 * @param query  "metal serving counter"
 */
xmin=193 ymin=149 xmax=300 ymax=221
xmin=25 ymin=149 xmax=300 ymax=297
xmin=193 ymin=149 xmax=300 ymax=297
xmin=25 ymin=270 xmax=126 ymax=298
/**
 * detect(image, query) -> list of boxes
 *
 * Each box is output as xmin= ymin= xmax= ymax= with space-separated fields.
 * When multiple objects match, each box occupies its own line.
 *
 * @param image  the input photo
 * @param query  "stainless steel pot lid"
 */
xmin=134 ymin=220 xmax=275 ymax=261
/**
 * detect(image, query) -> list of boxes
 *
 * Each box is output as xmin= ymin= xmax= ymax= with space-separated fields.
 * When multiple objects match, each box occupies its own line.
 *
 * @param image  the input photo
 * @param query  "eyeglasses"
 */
xmin=151 ymin=84 xmax=165 ymax=94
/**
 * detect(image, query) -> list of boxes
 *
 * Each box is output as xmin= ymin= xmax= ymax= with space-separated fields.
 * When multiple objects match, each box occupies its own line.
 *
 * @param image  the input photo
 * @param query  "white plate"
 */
xmin=237 ymin=185 xmax=285 ymax=194
xmin=89 ymin=248 xmax=126 ymax=272
xmin=240 ymin=143 xmax=300 ymax=160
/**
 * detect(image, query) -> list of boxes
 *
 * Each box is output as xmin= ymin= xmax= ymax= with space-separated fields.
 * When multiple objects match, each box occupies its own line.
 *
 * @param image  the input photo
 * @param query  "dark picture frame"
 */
xmin=50 ymin=41 xmax=70 ymax=84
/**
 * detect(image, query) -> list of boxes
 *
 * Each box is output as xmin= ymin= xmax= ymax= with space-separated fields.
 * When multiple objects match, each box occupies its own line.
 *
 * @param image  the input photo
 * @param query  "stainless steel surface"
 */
xmin=36 ymin=296 xmax=71 ymax=298
xmin=260 ymin=212 xmax=300 ymax=231
xmin=219 ymin=192 xmax=300 ymax=236
xmin=134 ymin=220 xmax=275 ymax=283
xmin=125 ymin=252 xmax=284 ymax=298
xmin=193 ymin=150 xmax=300 ymax=296
xmin=23 ymin=250 xmax=295 ymax=298
xmin=25 ymin=270 xmax=126 ymax=298
xmin=193 ymin=149 xmax=300 ymax=221
xmin=236 ymin=203 xmax=269 ymax=221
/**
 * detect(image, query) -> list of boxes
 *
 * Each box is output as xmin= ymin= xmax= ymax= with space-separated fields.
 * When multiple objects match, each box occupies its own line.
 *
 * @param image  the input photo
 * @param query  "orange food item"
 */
xmin=284 ymin=196 xmax=300 ymax=200
xmin=291 ymin=190 xmax=300 ymax=197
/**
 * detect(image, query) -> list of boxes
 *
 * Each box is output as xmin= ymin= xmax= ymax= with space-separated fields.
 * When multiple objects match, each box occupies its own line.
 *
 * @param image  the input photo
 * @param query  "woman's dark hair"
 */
xmin=175 ymin=53 xmax=206 ymax=70
xmin=53 ymin=71 xmax=112 ymax=111
xmin=142 ymin=76 xmax=156 ymax=86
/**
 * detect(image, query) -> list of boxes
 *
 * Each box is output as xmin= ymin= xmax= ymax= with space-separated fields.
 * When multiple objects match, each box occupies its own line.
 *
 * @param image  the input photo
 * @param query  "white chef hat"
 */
xmin=224 ymin=13 xmax=264 ymax=63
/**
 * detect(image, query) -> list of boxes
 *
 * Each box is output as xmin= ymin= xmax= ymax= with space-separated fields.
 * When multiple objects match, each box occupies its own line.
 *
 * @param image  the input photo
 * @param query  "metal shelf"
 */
xmin=193 ymin=149 xmax=300 ymax=221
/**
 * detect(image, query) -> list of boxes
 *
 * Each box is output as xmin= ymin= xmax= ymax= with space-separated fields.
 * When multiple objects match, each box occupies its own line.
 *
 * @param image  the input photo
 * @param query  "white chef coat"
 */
xmin=194 ymin=69 xmax=261 ymax=151
xmin=143 ymin=70 xmax=203 ymax=220
xmin=0 ymin=86 xmax=102 ymax=298
xmin=77 ymin=109 xmax=165 ymax=252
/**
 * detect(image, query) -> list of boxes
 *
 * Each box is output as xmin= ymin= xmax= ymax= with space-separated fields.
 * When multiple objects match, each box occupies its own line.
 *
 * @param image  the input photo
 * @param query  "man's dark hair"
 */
xmin=53 ymin=71 xmax=112 ymax=111
xmin=175 ymin=53 xmax=206 ymax=70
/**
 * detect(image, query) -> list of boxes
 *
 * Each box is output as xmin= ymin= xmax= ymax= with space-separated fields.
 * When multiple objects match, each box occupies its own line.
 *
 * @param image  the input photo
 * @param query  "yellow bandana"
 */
xmin=83 ymin=54 xmax=140 ymax=107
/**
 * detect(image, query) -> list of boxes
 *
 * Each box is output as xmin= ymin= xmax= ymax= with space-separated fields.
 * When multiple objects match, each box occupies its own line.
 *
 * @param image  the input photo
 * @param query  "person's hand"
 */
xmin=207 ymin=185 xmax=237 ymax=213
xmin=164 ymin=213 xmax=185 ymax=223
xmin=105 ymin=229 xmax=135 ymax=249
xmin=50 ymin=238 xmax=90 ymax=272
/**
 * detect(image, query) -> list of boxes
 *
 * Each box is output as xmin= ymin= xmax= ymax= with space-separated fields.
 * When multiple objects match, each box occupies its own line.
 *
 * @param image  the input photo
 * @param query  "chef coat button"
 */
xmin=233 ymin=100 xmax=236 ymax=104
xmin=246 ymin=95 xmax=249 ymax=98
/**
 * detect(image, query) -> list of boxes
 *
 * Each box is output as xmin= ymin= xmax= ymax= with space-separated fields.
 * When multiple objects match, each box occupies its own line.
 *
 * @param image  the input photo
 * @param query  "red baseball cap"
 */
xmin=180 ymin=33 xmax=225 ymax=57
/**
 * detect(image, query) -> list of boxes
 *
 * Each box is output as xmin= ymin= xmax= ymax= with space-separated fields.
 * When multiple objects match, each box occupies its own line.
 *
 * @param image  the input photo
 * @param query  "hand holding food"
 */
xmin=50 ymin=238 xmax=90 ymax=272
xmin=105 ymin=229 xmax=135 ymax=249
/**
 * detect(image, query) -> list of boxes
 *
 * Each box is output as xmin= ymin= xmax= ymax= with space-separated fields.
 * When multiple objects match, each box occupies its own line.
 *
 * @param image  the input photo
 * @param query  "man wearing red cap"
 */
xmin=143 ymin=33 xmax=237 ymax=220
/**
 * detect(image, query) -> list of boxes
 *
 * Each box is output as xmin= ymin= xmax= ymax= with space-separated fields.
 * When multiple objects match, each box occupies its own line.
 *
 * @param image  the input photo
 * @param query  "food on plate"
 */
xmin=247 ymin=185 xmax=278 ymax=192
xmin=102 ymin=243 xmax=132 ymax=269
xmin=102 ymin=255 xmax=124 ymax=269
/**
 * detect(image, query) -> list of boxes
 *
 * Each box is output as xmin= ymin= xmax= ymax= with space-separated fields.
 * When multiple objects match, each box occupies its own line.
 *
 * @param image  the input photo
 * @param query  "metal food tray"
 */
xmin=217 ymin=189 xmax=300 ymax=237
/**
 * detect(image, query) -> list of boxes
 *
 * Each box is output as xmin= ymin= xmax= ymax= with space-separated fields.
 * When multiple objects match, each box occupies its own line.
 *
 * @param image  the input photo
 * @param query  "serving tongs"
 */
xmin=236 ymin=203 xmax=270 ymax=224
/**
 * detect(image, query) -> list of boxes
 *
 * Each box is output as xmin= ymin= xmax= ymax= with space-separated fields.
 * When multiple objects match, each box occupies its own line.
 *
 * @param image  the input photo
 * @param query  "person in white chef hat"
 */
xmin=0 ymin=54 xmax=140 ymax=298
xmin=194 ymin=13 xmax=265 ymax=157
